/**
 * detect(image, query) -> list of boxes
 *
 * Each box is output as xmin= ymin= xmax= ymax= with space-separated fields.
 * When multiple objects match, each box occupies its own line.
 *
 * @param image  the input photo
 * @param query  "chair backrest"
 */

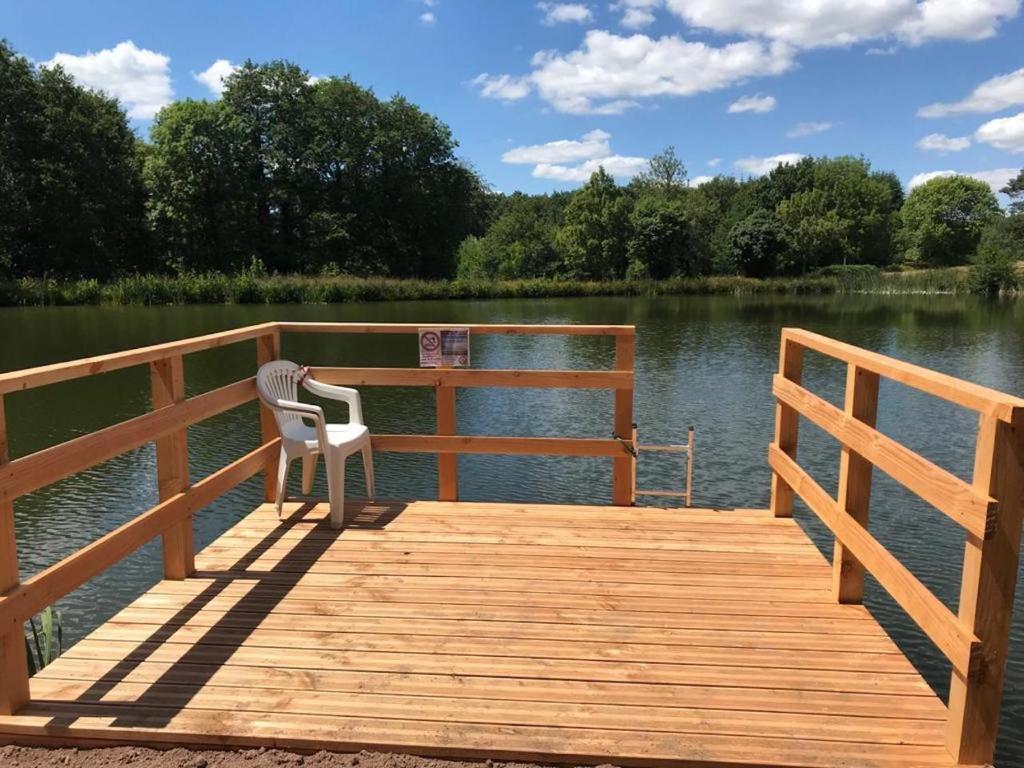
xmin=256 ymin=360 xmax=307 ymax=438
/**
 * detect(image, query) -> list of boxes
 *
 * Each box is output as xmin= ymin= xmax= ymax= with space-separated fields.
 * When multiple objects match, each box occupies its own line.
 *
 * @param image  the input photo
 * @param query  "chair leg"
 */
xmin=326 ymin=451 xmax=347 ymax=530
xmin=301 ymin=454 xmax=317 ymax=495
xmin=362 ymin=443 xmax=375 ymax=500
xmin=275 ymin=450 xmax=290 ymax=516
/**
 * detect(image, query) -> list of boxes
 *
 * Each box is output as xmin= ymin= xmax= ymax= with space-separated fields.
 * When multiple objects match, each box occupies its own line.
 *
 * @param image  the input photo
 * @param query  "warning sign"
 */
xmin=419 ymin=327 xmax=470 ymax=368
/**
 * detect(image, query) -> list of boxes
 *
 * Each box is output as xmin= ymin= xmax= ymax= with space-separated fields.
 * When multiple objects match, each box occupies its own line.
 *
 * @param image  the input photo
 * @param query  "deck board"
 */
xmin=0 ymin=500 xmax=955 ymax=768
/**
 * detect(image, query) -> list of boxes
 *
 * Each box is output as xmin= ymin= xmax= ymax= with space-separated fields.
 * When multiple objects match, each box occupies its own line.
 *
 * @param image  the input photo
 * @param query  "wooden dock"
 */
xmin=1 ymin=500 xmax=956 ymax=766
xmin=1 ymin=322 xmax=1022 ymax=767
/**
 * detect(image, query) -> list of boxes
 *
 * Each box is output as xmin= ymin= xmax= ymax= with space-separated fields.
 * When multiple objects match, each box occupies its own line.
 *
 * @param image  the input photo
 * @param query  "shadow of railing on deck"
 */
xmin=40 ymin=500 xmax=408 ymax=728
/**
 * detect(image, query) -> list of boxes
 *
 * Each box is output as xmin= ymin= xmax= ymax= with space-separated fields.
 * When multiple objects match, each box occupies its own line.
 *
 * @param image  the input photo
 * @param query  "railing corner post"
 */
xmin=0 ymin=393 xmax=30 ymax=714
xmin=256 ymin=330 xmax=282 ymax=504
xmin=612 ymin=332 xmax=635 ymax=506
xmin=770 ymin=334 xmax=804 ymax=517
xmin=946 ymin=410 xmax=1024 ymax=765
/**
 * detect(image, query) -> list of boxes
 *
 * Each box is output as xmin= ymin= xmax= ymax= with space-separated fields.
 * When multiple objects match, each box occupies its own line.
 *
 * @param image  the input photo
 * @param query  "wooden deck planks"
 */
xmin=0 ymin=499 xmax=954 ymax=768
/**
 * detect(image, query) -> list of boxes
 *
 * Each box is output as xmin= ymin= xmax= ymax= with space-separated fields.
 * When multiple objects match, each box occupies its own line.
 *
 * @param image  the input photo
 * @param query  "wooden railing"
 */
xmin=0 ymin=321 xmax=635 ymax=716
xmin=768 ymin=327 xmax=1024 ymax=766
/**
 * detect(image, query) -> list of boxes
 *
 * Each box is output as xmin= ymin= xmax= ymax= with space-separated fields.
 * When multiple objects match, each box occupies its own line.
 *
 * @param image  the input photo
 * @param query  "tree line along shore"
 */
xmin=1 ymin=40 xmax=1022 ymax=303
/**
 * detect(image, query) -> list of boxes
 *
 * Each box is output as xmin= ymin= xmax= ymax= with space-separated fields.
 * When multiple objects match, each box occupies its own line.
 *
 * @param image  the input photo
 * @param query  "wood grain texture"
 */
xmin=946 ymin=410 xmax=1024 ymax=765
xmin=0 ymin=498 xmax=956 ymax=767
xmin=782 ymin=328 xmax=1024 ymax=422
xmin=768 ymin=446 xmax=978 ymax=678
xmin=150 ymin=355 xmax=193 ymax=580
xmin=255 ymin=331 xmax=281 ymax=503
xmin=612 ymin=334 xmax=635 ymax=506
xmin=0 ymin=323 xmax=277 ymax=395
xmin=0 ymin=393 xmax=29 ymax=715
xmin=435 ymin=385 xmax=457 ymax=501
xmin=769 ymin=337 xmax=803 ymax=518
xmin=311 ymin=367 xmax=632 ymax=389
xmin=773 ymin=374 xmax=993 ymax=538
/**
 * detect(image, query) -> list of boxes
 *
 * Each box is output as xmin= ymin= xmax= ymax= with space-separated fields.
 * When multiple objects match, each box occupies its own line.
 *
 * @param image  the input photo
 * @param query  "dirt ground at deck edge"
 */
xmin=0 ymin=746 xmax=619 ymax=768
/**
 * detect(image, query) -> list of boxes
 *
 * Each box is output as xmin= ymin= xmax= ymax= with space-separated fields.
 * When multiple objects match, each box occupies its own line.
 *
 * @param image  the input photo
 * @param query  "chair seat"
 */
xmin=302 ymin=422 xmax=370 ymax=452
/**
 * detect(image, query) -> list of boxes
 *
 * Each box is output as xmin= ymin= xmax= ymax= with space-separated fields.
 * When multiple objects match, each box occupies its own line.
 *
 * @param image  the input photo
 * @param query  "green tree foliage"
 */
xmin=626 ymin=196 xmax=694 ymax=278
xmin=899 ymin=176 xmax=1001 ymax=267
xmin=729 ymin=209 xmax=788 ymax=278
xmin=631 ymin=146 xmax=687 ymax=197
xmin=557 ymin=168 xmax=632 ymax=279
xmin=456 ymin=194 xmax=563 ymax=279
xmin=1003 ymin=169 xmax=1024 ymax=216
xmin=0 ymin=41 xmax=148 ymax=278
xmin=970 ymin=217 xmax=1022 ymax=295
xmin=145 ymin=100 xmax=250 ymax=272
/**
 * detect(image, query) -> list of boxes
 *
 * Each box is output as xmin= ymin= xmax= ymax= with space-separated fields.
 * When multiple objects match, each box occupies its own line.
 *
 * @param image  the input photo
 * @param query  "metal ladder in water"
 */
xmin=631 ymin=425 xmax=695 ymax=507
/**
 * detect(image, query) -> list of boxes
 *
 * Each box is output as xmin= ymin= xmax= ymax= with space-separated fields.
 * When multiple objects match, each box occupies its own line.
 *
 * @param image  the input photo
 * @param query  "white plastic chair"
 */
xmin=256 ymin=360 xmax=374 ymax=528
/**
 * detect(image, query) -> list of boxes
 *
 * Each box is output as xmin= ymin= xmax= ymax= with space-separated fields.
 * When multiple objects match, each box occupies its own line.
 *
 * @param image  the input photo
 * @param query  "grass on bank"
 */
xmin=0 ymin=265 xmax=1015 ymax=307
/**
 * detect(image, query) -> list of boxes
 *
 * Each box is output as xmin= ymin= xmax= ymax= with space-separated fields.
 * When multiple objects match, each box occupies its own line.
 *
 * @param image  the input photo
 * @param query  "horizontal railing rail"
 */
xmin=0 ymin=320 xmax=636 ymax=721
xmin=768 ymin=327 xmax=1024 ymax=766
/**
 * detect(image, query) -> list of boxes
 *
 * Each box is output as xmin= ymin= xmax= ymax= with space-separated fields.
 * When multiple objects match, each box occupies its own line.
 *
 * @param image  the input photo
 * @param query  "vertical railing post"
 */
xmin=149 ymin=354 xmax=193 ymax=580
xmin=0 ymin=393 xmax=29 ymax=714
xmin=770 ymin=332 xmax=804 ymax=517
xmin=946 ymin=409 xmax=1024 ymax=765
xmin=832 ymin=364 xmax=880 ymax=602
xmin=612 ymin=332 xmax=635 ymax=506
xmin=436 ymin=380 xmax=458 ymax=501
xmin=256 ymin=330 xmax=282 ymax=503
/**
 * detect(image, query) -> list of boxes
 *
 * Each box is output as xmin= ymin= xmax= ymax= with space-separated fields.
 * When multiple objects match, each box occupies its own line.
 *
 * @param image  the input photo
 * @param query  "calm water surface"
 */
xmin=2 ymin=295 xmax=1023 ymax=764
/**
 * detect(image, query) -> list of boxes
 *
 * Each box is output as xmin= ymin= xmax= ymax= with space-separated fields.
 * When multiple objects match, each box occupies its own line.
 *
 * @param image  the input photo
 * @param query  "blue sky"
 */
xmin=4 ymin=0 xmax=1024 ymax=195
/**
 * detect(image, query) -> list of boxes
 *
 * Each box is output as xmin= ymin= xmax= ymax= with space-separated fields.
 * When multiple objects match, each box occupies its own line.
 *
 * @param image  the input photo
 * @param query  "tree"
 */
xmin=626 ymin=196 xmax=694 ymax=278
xmin=0 ymin=41 xmax=149 ymax=279
xmin=633 ymin=147 xmax=687 ymax=197
xmin=969 ymin=217 xmax=1022 ymax=295
xmin=1002 ymin=169 xmax=1024 ymax=242
xmin=222 ymin=60 xmax=318 ymax=271
xmin=729 ymin=209 xmax=788 ymax=278
xmin=1002 ymin=169 xmax=1024 ymax=216
xmin=145 ymin=100 xmax=250 ymax=272
xmin=463 ymin=195 xmax=562 ymax=279
xmin=556 ymin=168 xmax=632 ymax=279
xmin=899 ymin=176 xmax=1001 ymax=266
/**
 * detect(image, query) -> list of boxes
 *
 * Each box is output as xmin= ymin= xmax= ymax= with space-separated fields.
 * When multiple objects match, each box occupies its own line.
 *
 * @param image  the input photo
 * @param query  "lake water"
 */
xmin=2 ymin=295 xmax=1023 ymax=764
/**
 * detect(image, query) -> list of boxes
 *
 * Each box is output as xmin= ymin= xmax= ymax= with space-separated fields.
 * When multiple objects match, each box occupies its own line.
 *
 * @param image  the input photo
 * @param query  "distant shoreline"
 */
xmin=0 ymin=268 xmax=1012 ymax=307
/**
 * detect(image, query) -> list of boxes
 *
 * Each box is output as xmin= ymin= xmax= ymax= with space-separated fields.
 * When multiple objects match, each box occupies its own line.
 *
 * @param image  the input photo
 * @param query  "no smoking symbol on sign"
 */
xmin=420 ymin=331 xmax=440 ymax=353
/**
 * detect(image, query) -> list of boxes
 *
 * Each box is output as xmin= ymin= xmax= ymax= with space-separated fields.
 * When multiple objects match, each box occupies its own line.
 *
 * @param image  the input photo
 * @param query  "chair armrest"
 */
xmin=302 ymin=378 xmax=365 ymax=425
xmin=270 ymin=398 xmax=330 ymax=450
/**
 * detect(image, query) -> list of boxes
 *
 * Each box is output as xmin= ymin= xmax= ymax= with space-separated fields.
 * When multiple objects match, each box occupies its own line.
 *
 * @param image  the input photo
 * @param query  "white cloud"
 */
xmin=916 ymin=133 xmax=971 ymax=152
xmin=909 ymin=168 xmax=1020 ymax=192
xmin=612 ymin=0 xmax=661 ymax=28
xmin=194 ymin=59 xmax=238 ymax=96
xmin=420 ymin=11 xmax=437 ymax=25
xmin=727 ymin=93 xmax=776 ymax=113
xmin=538 ymin=2 xmax=593 ymax=24
xmin=504 ymin=129 xmax=646 ymax=183
xmin=473 ymin=73 xmax=533 ymax=101
xmin=503 ymin=129 xmax=611 ymax=164
xmin=909 ymin=170 xmax=956 ymax=189
xmin=534 ymin=154 xmax=649 ymax=182
xmin=734 ymin=153 xmax=806 ymax=176
xmin=43 ymin=40 xmax=172 ymax=119
xmin=707 ymin=157 xmax=721 ymax=167
xmin=919 ymin=67 xmax=1024 ymax=117
xmin=689 ymin=175 xmax=714 ymax=186
xmin=975 ymin=111 xmax=1024 ymax=153
xmin=526 ymin=31 xmax=794 ymax=114
xmin=786 ymin=121 xmax=832 ymax=137
xmin=662 ymin=0 xmax=1020 ymax=48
